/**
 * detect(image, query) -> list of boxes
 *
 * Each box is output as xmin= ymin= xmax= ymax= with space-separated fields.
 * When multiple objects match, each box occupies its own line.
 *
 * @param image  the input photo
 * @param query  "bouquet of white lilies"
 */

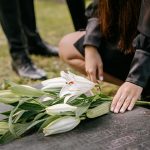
xmin=0 ymin=71 xmax=149 ymax=144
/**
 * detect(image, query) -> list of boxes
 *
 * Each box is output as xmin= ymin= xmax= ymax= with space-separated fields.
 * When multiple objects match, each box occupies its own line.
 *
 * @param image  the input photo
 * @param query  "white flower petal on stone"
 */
xmin=46 ymin=104 xmax=77 ymax=115
xmin=43 ymin=116 xmax=80 ymax=136
xmin=41 ymin=77 xmax=66 ymax=90
xmin=59 ymin=71 xmax=95 ymax=102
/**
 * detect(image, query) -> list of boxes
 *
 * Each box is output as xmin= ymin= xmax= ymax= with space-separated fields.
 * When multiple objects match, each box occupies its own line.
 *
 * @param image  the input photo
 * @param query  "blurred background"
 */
xmin=0 ymin=0 xmax=118 ymax=95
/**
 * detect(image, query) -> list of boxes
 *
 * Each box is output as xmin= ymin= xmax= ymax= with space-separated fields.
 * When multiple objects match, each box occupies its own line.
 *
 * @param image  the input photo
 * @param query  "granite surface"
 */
xmin=0 ymin=103 xmax=150 ymax=150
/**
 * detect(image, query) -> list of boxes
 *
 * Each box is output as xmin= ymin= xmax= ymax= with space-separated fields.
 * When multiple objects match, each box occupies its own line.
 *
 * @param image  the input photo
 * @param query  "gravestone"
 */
xmin=0 ymin=103 xmax=150 ymax=150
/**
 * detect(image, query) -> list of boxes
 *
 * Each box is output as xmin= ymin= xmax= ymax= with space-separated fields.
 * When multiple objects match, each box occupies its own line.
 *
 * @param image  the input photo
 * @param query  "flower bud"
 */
xmin=86 ymin=102 xmax=110 ymax=118
xmin=11 ymin=85 xmax=45 ymax=97
xmin=46 ymin=104 xmax=77 ymax=115
xmin=0 ymin=122 xmax=9 ymax=135
xmin=0 ymin=90 xmax=19 ymax=104
xmin=43 ymin=116 xmax=80 ymax=136
xmin=41 ymin=77 xmax=65 ymax=91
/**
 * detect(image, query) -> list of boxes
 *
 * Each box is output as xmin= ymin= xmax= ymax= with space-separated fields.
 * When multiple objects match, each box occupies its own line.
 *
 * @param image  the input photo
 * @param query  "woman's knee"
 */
xmin=59 ymin=31 xmax=85 ymax=62
xmin=59 ymin=33 xmax=73 ymax=60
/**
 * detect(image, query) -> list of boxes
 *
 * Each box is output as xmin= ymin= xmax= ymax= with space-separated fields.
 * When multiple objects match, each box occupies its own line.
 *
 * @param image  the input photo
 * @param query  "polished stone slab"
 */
xmin=0 ymin=104 xmax=150 ymax=150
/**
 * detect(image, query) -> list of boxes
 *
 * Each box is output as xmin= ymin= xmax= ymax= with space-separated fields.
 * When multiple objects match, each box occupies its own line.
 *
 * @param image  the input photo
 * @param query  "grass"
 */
xmin=0 ymin=0 xmax=118 ymax=96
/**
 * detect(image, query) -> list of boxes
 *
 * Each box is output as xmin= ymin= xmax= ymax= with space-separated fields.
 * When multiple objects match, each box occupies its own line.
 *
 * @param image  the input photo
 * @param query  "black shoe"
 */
xmin=11 ymin=52 xmax=47 ymax=80
xmin=28 ymin=41 xmax=58 ymax=57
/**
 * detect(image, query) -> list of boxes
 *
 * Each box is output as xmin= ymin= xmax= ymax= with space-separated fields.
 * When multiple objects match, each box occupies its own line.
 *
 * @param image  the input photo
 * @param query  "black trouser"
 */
xmin=0 ymin=0 xmax=40 ymax=54
xmin=66 ymin=0 xmax=87 ymax=31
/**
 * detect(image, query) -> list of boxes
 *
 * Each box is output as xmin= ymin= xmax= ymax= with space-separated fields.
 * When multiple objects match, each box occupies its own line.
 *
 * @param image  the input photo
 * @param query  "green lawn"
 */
xmin=0 ymin=0 xmax=118 ymax=95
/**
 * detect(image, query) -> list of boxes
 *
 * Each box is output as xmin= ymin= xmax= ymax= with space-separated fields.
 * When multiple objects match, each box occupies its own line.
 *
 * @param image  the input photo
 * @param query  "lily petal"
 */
xmin=41 ymin=77 xmax=66 ymax=90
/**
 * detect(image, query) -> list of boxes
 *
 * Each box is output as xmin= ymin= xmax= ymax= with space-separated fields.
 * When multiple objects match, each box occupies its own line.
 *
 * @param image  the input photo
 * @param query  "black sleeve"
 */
xmin=83 ymin=18 xmax=102 ymax=49
xmin=126 ymin=0 xmax=150 ymax=88
xmin=82 ymin=0 xmax=101 ymax=49
xmin=85 ymin=0 xmax=99 ymax=19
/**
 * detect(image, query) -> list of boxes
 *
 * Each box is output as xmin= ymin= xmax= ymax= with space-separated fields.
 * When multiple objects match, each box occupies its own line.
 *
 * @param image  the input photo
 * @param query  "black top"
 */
xmin=83 ymin=0 xmax=150 ymax=88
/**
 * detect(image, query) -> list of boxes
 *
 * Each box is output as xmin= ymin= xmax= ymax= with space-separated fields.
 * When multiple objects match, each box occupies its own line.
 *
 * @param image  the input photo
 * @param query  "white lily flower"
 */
xmin=41 ymin=77 xmax=66 ymax=90
xmin=46 ymin=104 xmax=77 ymax=115
xmin=60 ymin=71 xmax=95 ymax=103
xmin=43 ymin=116 xmax=80 ymax=136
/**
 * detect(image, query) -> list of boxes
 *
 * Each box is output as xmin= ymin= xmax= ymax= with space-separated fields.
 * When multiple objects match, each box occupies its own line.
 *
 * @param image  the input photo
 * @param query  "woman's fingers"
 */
xmin=114 ymin=94 xmax=127 ymax=113
xmin=111 ymin=82 xmax=143 ymax=113
xmin=98 ymin=63 xmax=103 ymax=81
xmin=85 ymin=46 xmax=104 ymax=83
xmin=87 ymin=69 xmax=97 ymax=83
xmin=111 ymin=91 xmax=121 ymax=112
xmin=128 ymin=97 xmax=138 ymax=111
xmin=120 ymin=96 xmax=133 ymax=113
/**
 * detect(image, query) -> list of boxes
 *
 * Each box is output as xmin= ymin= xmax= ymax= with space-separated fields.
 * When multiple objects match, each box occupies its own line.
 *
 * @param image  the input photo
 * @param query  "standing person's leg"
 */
xmin=66 ymin=0 xmax=87 ymax=31
xmin=19 ymin=0 xmax=58 ymax=56
xmin=0 ymin=0 xmax=46 ymax=79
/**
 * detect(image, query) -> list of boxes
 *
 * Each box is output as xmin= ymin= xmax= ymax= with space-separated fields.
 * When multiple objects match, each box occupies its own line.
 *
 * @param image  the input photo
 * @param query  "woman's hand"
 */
xmin=111 ymin=82 xmax=143 ymax=113
xmin=85 ymin=46 xmax=103 ymax=83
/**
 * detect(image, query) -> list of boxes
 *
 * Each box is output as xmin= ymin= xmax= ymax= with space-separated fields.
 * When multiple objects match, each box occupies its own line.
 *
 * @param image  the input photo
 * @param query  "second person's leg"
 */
xmin=0 ymin=0 xmax=46 ymax=79
xmin=19 ymin=0 xmax=58 ymax=56
xmin=66 ymin=0 xmax=87 ymax=31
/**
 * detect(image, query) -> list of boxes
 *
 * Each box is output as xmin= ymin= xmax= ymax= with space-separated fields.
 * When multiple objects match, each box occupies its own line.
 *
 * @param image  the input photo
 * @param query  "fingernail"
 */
xmin=128 ymin=107 xmax=132 ymax=111
xmin=99 ymin=76 xmax=104 ymax=81
xmin=114 ymin=109 xmax=119 ymax=113
xmin=120 ymin=109 xmax=124 ymax=113
xmin=110 ymin=107 xmax=114 ymax=111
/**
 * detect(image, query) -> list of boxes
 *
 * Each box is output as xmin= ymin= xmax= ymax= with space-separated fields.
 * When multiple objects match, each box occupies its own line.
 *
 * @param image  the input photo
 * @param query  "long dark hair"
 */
xmin=99 ymin=0 xmax=141 ymax=53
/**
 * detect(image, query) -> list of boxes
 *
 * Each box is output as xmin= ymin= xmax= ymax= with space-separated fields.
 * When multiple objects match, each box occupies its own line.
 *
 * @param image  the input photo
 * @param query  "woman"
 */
xmin=59 ymin=0 xmax=150 ymax=113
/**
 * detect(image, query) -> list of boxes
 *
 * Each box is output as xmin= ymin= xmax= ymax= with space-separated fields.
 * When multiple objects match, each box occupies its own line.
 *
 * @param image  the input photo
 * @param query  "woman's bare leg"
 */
xmin=59 ymin=31 xmax=123 ymax=86
xmin=59 ymin=31 xmax=86 ymax=74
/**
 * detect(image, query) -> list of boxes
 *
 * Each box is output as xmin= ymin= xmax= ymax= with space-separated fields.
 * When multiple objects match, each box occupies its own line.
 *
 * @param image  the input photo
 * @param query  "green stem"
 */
xmin=94 ymin=94 xmax=150 ymax=106
xmin=33 ymin=98 xmax=47 ymax=108
xmin=136 ymin=100 xmax=150 ymax=106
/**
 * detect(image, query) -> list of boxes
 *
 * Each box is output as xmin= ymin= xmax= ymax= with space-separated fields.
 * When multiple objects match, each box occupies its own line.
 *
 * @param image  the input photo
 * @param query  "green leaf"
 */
xmin=38 ymin=116 xmax=60 ymax=132
xmin=25 ymin=118 xmax=46 ymax=131
xmin=90 ymin=94 xmax=112 ymax=108
xmin=13 ymin=110 xmax=26 ymax=123
xmin=1 ymin=111 xmax=11 ymax=117
xmin=0 ymin=123 xmax=30 ymax=144
xmin=17 ymin=111 xmax=38 ymax=123
xmin=0 ymin=118 xmax=46 ymax=144
xmin=8 ymin=100 xmax=25 ymax=137
xmin=8 ymin=98 xmax=32 ymax=137
xmin=33 ymin=113 xmax=46 ymax=122
xmin=43 ymin=97 xmax=64 ymax=106
xmin=90 ymin=100 xmax=104 ymax=108
xmin=76 ymin=103 xmax=91 ymax=117
xmin=18 ymin=102 xmax=44 ymax=111
xmin=68 ymin=97 xmax=91 ymax=106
